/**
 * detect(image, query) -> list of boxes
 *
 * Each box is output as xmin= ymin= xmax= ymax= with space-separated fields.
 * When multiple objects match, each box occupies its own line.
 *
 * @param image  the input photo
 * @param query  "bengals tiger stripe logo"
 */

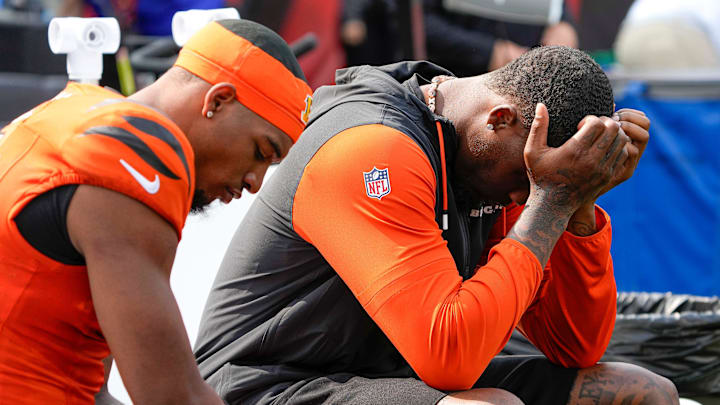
xmin=300 ymin=95 xmax=312 ymax=124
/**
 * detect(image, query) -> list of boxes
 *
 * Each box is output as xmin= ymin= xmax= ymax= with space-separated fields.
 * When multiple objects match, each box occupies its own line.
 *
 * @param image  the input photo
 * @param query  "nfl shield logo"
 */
xmin=363 ymin=167 xmax=391 ymax=200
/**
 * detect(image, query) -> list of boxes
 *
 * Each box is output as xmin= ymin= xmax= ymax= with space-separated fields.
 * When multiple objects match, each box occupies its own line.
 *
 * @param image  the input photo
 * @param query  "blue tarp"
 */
xmin=599 ymin=82 xmax=720 ymax=296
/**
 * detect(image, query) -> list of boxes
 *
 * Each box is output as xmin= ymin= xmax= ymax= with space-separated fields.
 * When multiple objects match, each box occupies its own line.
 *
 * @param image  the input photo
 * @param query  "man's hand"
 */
xmin=600 ymin=108 xmax=650 ymax=195
xmin=508 ymin=104 xmax=629 ymax=265
xmin=567 ymin=108 xmax=650 ymax=236
xmin=524 ymin=103 xmax=630 ymax=214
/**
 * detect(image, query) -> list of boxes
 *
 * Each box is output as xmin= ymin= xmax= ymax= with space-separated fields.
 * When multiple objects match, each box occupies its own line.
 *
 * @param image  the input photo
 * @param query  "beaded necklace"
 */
xmin=426 ymin=75 xmax=455 ymax=114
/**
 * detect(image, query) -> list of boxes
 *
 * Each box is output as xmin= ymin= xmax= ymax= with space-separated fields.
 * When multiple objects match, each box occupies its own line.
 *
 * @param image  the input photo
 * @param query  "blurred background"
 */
xmin=1 ymin=0 xmax=719 ymax=402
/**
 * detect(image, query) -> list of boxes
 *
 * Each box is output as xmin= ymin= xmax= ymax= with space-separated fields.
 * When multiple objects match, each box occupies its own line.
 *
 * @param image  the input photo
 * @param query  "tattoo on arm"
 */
xmin=567 ymin=203 xmax=598 ymax=237
xmin=506 ymin=196 xmax=570 ymax=267
xmin=567 ymin=220 xmax=596 ymax=237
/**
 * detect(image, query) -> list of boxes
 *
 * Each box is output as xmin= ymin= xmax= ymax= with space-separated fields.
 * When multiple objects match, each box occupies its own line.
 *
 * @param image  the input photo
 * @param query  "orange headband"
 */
xmin=174 ymin=22 xmax=313 ymax=143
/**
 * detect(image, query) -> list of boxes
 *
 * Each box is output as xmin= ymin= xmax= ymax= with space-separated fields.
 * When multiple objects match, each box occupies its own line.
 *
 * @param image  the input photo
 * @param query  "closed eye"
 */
xmin=256 ymin=137 xmax=284 ymax=164
xmin=268 ymin=137 xmax=282 ymax=160
xmin=255 ymin=144 xmax=264 ymax=161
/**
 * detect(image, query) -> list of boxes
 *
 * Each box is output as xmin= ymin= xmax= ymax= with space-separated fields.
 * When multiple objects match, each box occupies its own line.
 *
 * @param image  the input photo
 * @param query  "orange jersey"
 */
xmin=0 ymin=83 xmax=194 ymax=403
xmin=293 ymin=125 xmax=616 ymax=390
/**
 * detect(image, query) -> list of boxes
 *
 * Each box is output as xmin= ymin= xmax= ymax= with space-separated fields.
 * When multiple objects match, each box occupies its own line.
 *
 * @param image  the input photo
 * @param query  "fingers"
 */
xmin=611 ymin=136 xmax=631 ymax=171
xmin=625 ymin=140 xmax=640 ymax=162
xmin=526 ymin=103 xmax=549 ymax=150
xmin=574 ymin=116 xmax=619 ymax=149
xmin=614 ymin=108 xmax=650 ymax=130
xmin=615 ymin=141 xmax=638 ymax=178
xmin=575 ymin=116 xmax=627 ymax=171
xmin=573 ymin=115 xmax=604 ymax=146
xmin=614 ymin=107 xmax=647 ymax=117
xmin=613 ymin=109 xmax=650 ymax=181
xmin=619 ymin=120 xmax=650 ymax=153
xmin=606 ymin=126 xmax=630 ymax=166
xmin=603 ymin=125 xmax=623 ymax=160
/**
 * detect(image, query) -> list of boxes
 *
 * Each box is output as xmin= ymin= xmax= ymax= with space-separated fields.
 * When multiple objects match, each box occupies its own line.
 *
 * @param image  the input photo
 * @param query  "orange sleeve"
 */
xmin=292 ymin=124 xmax=543 ymax=390
xmin=517 ymin=206 xmax=616 ymax=368
xmin=484 ymin=204 xmax=616 ymax=368
xmin=61 ymin=109 xmax=194 ymax=238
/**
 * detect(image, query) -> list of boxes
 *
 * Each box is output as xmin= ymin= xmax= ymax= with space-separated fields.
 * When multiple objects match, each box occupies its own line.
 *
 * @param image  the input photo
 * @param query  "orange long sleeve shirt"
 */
xmin=293 ymin=124 xmax=616 ymax=390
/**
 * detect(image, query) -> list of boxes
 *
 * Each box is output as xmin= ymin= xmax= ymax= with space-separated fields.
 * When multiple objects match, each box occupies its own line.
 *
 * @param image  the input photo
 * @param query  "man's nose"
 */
xmin=245 ymin=166 xmax=267 ymax=194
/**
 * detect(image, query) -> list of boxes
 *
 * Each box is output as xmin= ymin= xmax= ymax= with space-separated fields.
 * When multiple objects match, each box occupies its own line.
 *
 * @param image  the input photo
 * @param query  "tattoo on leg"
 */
xmin=619 ymin=395 xmax=635 ymax=405
xmin=643 ymin=376 xmax=676 ymax=404
xmin=569 ymin=366 xmax=678 ymax=405
xmin=577 ymin=372 xmax=613 ymax=404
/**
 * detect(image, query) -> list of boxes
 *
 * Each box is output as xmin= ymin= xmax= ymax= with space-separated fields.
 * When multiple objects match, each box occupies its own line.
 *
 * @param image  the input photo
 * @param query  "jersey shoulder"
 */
xmin=294 ymin=124 xmax=438 ymax=239
xmin=63 ymin=98 xmax=195 ymax=237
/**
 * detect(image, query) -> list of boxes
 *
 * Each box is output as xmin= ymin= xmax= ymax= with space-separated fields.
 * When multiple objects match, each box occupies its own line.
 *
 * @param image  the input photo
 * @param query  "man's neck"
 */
xmin=128 ymin=78 xmax=194 ymax=135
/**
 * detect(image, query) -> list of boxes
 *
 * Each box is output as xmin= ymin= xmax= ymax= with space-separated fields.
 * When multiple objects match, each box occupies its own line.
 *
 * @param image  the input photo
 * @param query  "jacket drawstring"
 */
xmin=435 ymin=121 xmax=448 ymax=230
xmin=427 ymin=75 xmax=454 ymax=231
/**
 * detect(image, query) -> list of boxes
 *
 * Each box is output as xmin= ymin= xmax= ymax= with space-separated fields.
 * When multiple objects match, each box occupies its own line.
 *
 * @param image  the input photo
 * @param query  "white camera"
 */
xmin=48 ymin=17 xmax=121 ymax=83
xmin=172 ymin=8 xmax=240 ymax=47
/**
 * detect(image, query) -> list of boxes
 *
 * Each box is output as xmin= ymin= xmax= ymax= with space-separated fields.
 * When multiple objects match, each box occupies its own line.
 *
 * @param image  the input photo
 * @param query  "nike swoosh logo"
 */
xmin=119 ymin=159 xmax=160 ymax=194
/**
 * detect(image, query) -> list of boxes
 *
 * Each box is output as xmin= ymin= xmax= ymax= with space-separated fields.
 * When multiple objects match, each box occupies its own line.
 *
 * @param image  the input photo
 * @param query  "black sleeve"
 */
xmin=14 ymin=184 xmax=85 ymax=266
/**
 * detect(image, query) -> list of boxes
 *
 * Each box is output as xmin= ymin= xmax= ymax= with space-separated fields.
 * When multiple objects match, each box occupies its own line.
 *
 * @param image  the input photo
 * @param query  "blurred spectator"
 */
xmin=423 ymin=0 xmax=578 ymax=76
xmin=236 ymin=0 xmax=345 ymax=89
xmin=230 ymin=0 xmax=290 ymax=32
xmin=341 ymin=0 xmax=398 ymax=66
xmin=614 ymin=0 xmax=720 ymax=70
xmin=281 ymin=0 xmax=344 ymax=88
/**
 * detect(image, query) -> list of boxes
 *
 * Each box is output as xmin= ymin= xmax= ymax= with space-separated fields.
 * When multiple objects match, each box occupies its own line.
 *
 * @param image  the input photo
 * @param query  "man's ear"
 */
xmin=487 ymin=104 xmax=518 ymax=130
xmin=201 ymin=82 xmax=237 ymax=117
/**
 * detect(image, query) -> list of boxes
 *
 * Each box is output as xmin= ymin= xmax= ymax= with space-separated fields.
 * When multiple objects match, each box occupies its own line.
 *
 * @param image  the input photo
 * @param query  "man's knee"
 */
xmin=569 ymin=362 xmax=679 ymax=405
xmin=439 ymin=388 xmax=524 ymax=405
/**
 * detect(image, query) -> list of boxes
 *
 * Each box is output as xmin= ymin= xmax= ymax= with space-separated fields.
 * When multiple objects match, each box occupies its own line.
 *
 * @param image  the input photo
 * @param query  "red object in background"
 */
xmin=566 ymin=0 xmax=582 ymax=23
xmin=279 ymin=0 xmax=346 ymax=89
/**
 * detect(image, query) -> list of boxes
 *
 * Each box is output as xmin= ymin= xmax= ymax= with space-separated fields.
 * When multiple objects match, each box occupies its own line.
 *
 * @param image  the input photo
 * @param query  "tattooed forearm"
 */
xmin=506 ymin=195 xmax=571 ymax=267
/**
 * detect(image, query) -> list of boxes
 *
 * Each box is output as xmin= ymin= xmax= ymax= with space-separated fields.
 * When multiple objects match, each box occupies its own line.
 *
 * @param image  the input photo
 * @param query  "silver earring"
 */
xmin=206 ymin=111 xmax=214 ymax=119
xmin=486 ymin=124 xmax=494 ymax=131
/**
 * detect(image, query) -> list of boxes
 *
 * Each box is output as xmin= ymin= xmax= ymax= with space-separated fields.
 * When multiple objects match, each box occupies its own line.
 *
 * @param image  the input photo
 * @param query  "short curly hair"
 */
xmin=485 ymin=46 xmax=614 ymax=147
